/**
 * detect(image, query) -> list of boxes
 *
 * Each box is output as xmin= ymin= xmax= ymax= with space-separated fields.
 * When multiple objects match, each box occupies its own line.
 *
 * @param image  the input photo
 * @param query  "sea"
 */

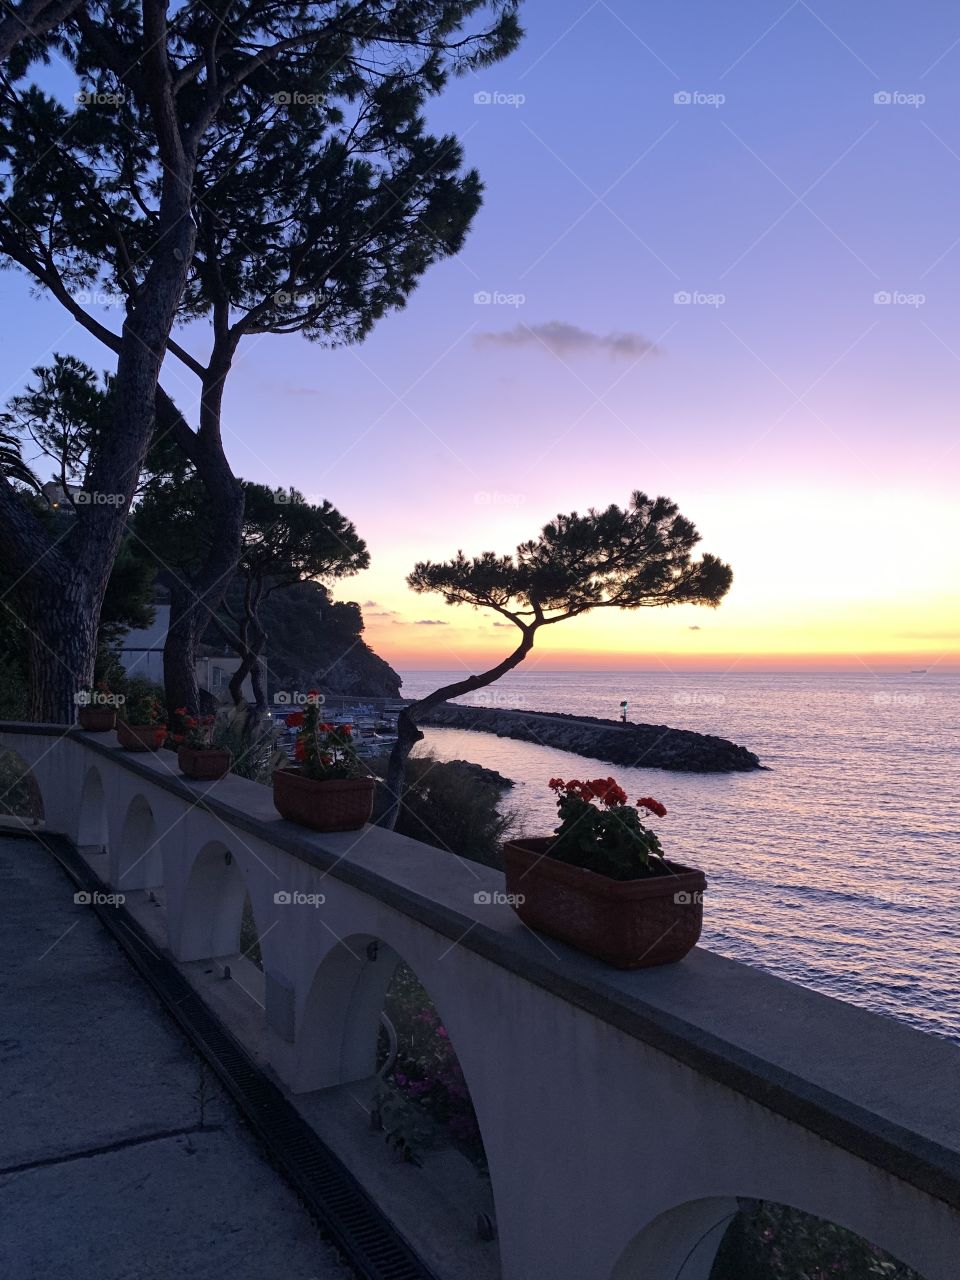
xmin=399 ymin=670 xmax=960 ymax=1043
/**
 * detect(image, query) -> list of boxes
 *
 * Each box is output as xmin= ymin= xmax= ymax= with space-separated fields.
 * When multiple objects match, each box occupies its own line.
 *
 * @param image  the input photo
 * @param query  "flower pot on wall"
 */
xmin=272 ymin=769 xmax=375 ymax=832
xmin=78 ymin=707 xmax=116 ymax=732
xmin=178 ymin=746 xmax=231 ymax=780
xmin=117 ymin=721 xmax=167 ymax=752
xmin=503 ymin=837 xmax=706 ymax=970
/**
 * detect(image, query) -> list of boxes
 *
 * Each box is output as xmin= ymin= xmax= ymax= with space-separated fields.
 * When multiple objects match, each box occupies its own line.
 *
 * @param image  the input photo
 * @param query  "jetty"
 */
xmin=418 ymin=704 xmax=762 ymax=772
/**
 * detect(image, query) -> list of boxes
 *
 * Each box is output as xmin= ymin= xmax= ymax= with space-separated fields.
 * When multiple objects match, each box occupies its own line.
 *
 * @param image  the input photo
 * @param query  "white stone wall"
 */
xmin=4 ymin=726 xmax=959 ymax=1280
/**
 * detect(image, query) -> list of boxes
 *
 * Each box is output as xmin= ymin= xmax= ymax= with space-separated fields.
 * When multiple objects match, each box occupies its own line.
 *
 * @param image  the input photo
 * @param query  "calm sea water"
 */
xmin=399 ymin=670 xmax=960 ymax=1043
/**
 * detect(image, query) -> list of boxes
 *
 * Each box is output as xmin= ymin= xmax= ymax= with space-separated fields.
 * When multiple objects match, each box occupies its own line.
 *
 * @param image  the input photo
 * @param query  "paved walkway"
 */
xmin=0 ymin=834 xmax=354 ymax=1280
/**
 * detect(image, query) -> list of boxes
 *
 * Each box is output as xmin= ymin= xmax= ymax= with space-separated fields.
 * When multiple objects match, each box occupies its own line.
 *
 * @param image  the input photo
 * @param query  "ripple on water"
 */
xmin=402 ymin=670 xmax=960 ymax=1043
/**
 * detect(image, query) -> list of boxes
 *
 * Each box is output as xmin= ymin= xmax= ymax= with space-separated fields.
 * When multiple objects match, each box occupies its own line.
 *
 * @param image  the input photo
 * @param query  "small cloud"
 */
xmin=363 ymin=599 xmax=379 ymax=607
xmin=415 ymin=619 xmax=449 ymax=626
xmin=492 ymin=622 xmax=513 ymax=628
xmin=474 ymin=320 xmax=662 ymax=362
xmin=688 ymin=625 xmax=702 ymax=631
xmin=368 ymin=611 xmax=397 ymax=618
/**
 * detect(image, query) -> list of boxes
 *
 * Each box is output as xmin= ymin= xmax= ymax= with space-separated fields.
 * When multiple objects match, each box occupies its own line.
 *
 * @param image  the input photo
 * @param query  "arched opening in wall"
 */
xmin=76 ymin=767 xmax=108 ymax=853
xmin=116 ymin=794 xmax=162 ymax=891
xmin=709 ymin=1201 xmax=926 ymax=1280
xmin=375 ymin=960 xmax=486 ymax=1172
xmin=295 ymin=940 xmax=499 ymax=1279
xmin=0 ymin=749 xmax=44 ymax=828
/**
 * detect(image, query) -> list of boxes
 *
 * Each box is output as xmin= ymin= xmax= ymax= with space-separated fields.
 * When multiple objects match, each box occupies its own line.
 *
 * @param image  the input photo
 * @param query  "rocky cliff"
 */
xmin=259 ymin=583 xmax=402 ymax=699
xmin=419 ymin=704 xmax=763 ymax=773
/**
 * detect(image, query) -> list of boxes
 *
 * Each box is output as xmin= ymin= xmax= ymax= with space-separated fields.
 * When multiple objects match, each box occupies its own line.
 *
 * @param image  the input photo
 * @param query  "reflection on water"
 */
xmin=401 ymin=671 xmax=960 ymax=1042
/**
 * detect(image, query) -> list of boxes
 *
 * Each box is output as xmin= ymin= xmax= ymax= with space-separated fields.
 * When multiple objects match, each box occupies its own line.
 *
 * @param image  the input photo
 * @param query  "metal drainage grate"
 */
xmin=39 ymin=833 xmax=441 ymax=1280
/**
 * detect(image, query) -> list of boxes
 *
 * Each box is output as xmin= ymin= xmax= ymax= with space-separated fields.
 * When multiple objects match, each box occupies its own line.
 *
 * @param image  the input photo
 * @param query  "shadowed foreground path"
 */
xmin=0 ymin=833 xmax=353 ymax=1280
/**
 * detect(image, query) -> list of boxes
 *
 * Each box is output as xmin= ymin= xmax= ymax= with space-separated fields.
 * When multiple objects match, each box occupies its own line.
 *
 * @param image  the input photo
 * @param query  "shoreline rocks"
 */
xmin=419 ymin=704 xmax=763 ymax=773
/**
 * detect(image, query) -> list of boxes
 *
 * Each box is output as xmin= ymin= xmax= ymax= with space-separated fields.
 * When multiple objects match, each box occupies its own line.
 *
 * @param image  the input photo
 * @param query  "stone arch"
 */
xmin=609 ymin=1198 xmax=740 ymax=1280
xmin=112 ymin=793 xmax=163 ymax=891
xmin=292 ymin=930 xmax=499 ymax=1260
xmin=609 ymin=1195 xmax=938 ymax=1280
xmin=173 ymin=839 xmax=249 ymax=963
xmin=293 ymin=932 xmax=490 ymax=1142
xmin=293 ymin=933 xmax=398 ymax=1092
xmin=76 ymin=766 xmax=108 ymax=853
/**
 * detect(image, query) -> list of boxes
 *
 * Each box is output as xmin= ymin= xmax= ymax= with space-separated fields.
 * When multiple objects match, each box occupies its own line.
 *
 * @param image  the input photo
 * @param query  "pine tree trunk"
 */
xmin=161 ymin=480 xmax=245 ymax=716
xmin=21 ymin=574 xmax=99 ymax=723
xmin=377 ymin=626 xmax=535 ymax=831
xmin=163 ymin=585 xmax=204 ymax=714
xmin=250 ymin=656 xmax=266 ymax=712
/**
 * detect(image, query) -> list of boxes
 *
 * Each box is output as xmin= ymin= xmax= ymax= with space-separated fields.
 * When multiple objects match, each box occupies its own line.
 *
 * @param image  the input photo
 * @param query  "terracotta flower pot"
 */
xmin=503 ymin=837 xmax=706 ymax=970
xmin=273 ymin=769 xmax=375 ymax=832
xmin=78 ymin=706 xmax=116 ymax=732
xmin=116 ymin=721 xmax=167 ymax=752
xmin=178 ymin=746 xmax=231 ymax=780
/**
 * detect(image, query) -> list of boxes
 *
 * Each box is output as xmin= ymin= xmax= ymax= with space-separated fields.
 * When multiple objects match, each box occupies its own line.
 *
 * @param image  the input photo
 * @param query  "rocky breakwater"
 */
xmin=419 ymin=704 xmax=763 ymax=772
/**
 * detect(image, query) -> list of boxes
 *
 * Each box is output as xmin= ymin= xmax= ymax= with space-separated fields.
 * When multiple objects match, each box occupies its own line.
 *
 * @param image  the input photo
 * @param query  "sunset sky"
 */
xmin=5 ymin=0 xmax=960 ymax=673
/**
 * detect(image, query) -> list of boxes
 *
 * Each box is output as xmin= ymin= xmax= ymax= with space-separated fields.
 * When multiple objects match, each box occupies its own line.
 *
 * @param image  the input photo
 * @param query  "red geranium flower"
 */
xmin=287 ymin=711 xmax=305 ymax=728
xmin=637 ymin=796 xmax=667 ymax=818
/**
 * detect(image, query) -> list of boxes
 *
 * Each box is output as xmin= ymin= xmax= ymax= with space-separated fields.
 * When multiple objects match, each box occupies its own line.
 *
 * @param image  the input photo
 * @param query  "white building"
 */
xmin=119 ymin=602 xmax=262 ymax=703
